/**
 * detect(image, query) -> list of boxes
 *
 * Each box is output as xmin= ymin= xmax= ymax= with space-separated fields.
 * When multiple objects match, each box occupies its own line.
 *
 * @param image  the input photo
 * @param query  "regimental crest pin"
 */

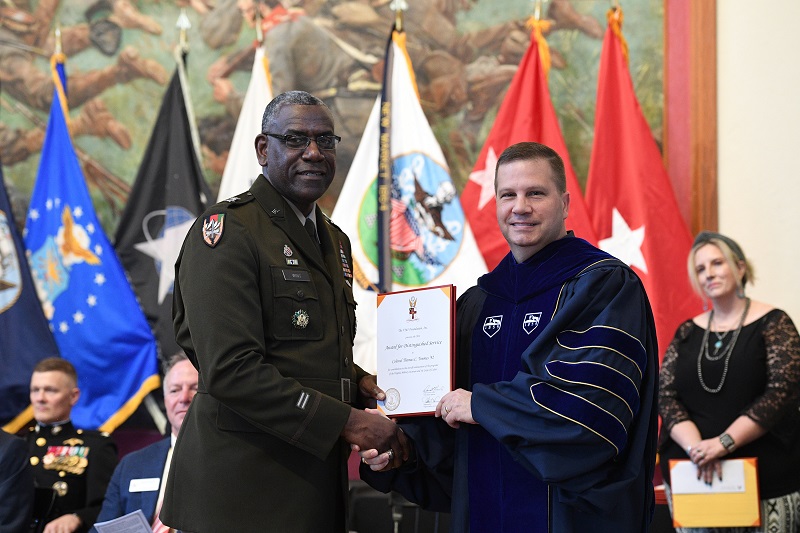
xmin=522 ymin=312 xmax=542 ymax=334
xmin=202 ymin=214 xmax=225 ymax=247
xmin=482 ymin=315 xmax=503 ymax=338
xmin=284 ymin=244 xmax=293 ymax=257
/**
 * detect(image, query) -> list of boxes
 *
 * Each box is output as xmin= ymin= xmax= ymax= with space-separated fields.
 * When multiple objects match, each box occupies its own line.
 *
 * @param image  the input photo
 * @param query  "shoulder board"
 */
xmin=220 ymin=192 xmax=256 ymax=207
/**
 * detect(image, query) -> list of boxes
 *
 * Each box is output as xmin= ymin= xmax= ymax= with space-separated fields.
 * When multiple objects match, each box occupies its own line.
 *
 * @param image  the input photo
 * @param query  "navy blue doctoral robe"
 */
xmin=362 ymin=236 xmax=659 ymax=532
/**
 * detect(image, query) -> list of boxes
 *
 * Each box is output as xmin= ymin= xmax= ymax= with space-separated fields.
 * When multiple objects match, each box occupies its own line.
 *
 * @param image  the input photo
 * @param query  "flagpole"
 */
xmin=376 ymin=1 xmax=408 ymax=293
xmin=174 ymin=9 xmax=205 ymax=173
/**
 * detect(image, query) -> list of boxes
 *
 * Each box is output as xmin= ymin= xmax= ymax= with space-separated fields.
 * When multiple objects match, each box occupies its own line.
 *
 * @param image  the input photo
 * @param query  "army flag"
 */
xmin=217 ymin=46 xmax=273 ymax=201
xmin=115 ymin=53 xmax=212 ymax=360
xmin=585 ymin=8 xmax=701 ymax=357
xmin=461 ymin=18 xmax=597 ymax=270
xmin=0 ymin=165 xmax=60 ymax=431
xmin=23 ymin=54 xmax=159 ymax=431
xmin=332 ymin=24 xmax=487 ymax=373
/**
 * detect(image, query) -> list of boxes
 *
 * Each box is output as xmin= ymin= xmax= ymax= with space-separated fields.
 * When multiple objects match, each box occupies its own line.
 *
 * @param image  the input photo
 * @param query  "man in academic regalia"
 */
xmin=358 ymin=142 xmax=660 ymax=533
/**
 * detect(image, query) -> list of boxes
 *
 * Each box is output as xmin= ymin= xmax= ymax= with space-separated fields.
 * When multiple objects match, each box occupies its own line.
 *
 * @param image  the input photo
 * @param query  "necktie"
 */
xmin=151 ymin=447 xmax=174 ymax=533
xmin=304 ymin=218 xmax=321 ymax=252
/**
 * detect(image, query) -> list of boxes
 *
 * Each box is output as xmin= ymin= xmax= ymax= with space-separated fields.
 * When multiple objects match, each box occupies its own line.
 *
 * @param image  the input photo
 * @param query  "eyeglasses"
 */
xmin=264 ymin=133 xmax=341 ymax=151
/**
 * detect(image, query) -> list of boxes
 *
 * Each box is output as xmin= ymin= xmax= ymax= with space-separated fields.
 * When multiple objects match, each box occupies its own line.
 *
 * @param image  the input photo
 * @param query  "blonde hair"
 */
xmin=687 ymin=236 xmax=755 ymax=298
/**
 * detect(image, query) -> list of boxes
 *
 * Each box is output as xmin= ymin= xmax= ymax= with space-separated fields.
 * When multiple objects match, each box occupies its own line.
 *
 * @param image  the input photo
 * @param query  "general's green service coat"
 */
xmin=161 ymin=176 xmax=366 ymax=532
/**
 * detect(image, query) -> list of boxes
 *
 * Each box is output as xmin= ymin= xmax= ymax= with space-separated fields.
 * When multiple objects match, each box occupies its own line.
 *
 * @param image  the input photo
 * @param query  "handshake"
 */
xmin=341 ymin=375 xmax=410 ymax=470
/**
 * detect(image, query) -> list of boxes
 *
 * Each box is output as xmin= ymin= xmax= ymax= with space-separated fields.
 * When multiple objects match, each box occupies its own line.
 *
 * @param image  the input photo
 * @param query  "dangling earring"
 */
xmin=736 ymin=281 xmax=746 ymax=299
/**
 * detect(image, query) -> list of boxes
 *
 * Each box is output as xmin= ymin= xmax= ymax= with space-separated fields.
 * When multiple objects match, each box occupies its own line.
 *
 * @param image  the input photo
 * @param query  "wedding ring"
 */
xmin=444 ymin=405 xmax=451 ymax=414
xmin=386 ymin=449 xmax=395 ymax=461
xmin=362 ymin=457 xmax=368 ymax=465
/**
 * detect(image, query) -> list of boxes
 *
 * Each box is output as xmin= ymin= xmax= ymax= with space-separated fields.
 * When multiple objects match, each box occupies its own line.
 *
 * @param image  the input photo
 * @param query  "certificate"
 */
xmin=669 ymin=458 xmax=761 ymax=528
xmin=376 ymin=285 xmax=455 ymax=416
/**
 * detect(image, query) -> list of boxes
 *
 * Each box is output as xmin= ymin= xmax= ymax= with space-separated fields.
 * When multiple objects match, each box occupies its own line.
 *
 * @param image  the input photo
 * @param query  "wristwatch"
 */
xmin=719 ymin=433 xmax=736 ymax=453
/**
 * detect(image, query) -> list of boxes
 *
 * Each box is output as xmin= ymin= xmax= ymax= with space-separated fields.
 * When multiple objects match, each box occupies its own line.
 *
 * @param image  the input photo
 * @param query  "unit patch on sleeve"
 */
xmin=202 ymin=214 xmax=225 ymax=247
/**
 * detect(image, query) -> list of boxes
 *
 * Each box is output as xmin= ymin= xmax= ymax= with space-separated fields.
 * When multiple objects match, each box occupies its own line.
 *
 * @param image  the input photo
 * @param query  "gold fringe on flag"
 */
xmin=526 ymin=17 xmax=553 ymax=79
xmin=607 ymin=6 xmax=630 ymax=67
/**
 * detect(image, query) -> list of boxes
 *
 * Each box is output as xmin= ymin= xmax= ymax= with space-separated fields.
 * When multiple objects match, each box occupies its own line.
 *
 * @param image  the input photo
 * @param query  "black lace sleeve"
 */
xmin=658 ymin=320 xmax=695 ymax=433
xmin=743 ymin=310 xmax=800 ymax=429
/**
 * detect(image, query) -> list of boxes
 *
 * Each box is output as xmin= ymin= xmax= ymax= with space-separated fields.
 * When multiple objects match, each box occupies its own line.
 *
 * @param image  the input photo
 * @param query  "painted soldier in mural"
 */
xmin=0 ymin=0 xmax=166 ymax=165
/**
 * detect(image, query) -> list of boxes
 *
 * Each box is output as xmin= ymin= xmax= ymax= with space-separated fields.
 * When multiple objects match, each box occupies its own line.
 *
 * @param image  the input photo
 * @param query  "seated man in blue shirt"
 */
xmin=94 ymin=353 xmax=197 ymax=530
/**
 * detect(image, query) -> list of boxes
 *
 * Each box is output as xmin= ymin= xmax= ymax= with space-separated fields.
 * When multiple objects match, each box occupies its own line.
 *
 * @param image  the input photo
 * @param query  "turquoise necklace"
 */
xmin=697 ymin=298 xmax=751 ymax=393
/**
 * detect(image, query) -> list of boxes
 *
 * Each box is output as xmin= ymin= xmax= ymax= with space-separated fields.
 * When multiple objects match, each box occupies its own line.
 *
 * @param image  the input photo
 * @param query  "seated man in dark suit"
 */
xmin=94 ymin=352 xmax=197 ymax=530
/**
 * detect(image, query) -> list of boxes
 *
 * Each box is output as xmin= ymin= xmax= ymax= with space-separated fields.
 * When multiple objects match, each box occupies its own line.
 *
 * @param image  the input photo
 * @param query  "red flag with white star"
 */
xmin=461 ymin=19 xmax=597 ymax=269
xmin=585 ymin=8 xmax=702 ymax=358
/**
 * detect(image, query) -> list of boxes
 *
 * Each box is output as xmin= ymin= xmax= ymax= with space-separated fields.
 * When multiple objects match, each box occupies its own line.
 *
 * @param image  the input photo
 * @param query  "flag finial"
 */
xmin=176 ymin=8 xmax=191 ymax=52
xmin=54 ymin=23 xmax=62 ymax=55
xmin=390 ymin=0 xmax=408 ymax=31
xmin=534 ymin=0 xmax=542 ymax=21
xmin=255 ymin=4 xmax=263 ymax=43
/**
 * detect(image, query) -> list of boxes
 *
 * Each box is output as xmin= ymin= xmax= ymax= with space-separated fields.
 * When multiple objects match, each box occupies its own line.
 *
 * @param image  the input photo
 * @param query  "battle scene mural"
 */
xmin=0 ymin=0 xmax=663 ymax=234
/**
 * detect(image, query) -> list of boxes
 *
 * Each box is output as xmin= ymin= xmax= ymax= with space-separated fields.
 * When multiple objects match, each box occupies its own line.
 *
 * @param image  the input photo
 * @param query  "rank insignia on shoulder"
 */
xmin=203 ymin=214 xmax=225 ymax=247
xmin=222 ymin=193 xmax=254 ymax=206
xmin=292 ymin=310 xmax=310 ymax=329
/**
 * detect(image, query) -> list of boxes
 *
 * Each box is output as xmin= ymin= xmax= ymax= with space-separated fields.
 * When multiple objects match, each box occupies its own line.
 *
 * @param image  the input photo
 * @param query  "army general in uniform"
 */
xmin=25 ymin=358 xmax=117 ymax=533
xmin=161 ymin=91 xmax=407 ymax=533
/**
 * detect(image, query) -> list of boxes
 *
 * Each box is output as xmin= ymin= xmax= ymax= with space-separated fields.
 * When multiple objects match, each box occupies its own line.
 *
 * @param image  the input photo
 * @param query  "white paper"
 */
xmin=93 ymin=509 xmax=151 ymax=533
xmin=376 ymin=286 xmax=453 ymax=415
xmin=670 ymin=459 xmax=747 ymax=494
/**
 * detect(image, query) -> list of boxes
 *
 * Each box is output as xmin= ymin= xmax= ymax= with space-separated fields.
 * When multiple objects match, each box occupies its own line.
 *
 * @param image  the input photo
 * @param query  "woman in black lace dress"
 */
xmin=658 ymin=231 xmax=800 ymax=532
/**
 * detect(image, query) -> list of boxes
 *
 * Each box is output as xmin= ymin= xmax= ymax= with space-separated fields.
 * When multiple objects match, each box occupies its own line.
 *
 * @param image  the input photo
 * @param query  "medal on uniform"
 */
xmin=43 ymin=445 xmax=89 ymax=475
xmin=52 ymin=481 xmax=68 ymax=497
xmin=292 ymin=310 xmax=310 ymax=329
